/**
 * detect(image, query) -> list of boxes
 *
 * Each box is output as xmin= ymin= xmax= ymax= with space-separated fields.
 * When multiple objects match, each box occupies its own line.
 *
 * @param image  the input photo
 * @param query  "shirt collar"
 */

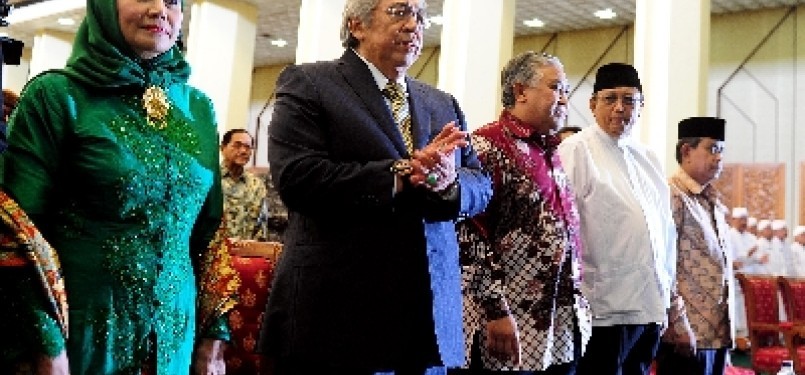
xmin=499 ymin=110 xmax=560 ymax=151
xmin=221 ymin=163 xmax=246 ymax=182
xmin=353 ymin=48 xmax=408 ymax=93
xmin=671 ymin=168 xmax=719 ymax=202
xmin=592 ymin=123 xmax=632 ymax=149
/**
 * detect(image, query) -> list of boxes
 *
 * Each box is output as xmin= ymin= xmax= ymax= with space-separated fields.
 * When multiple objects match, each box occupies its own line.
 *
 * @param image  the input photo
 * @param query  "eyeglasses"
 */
xmin=229 ymin=141 xmax=253 ymax=151
xmin=596 ymin=94 xmax=642 ymax=107
xmin=386 ymin=3 xmax=429 ymax=27
xmin=703 ymin=142 xmax=725 ymax=155
xmin=546 ymin=82 xmax=571 ymax=96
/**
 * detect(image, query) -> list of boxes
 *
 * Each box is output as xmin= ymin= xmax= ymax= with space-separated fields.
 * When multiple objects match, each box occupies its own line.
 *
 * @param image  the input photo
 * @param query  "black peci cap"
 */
xmin=677 ymin=117 xmax=726 ymax=141
xmin=593 ymin=63 xmax=642 ymax=93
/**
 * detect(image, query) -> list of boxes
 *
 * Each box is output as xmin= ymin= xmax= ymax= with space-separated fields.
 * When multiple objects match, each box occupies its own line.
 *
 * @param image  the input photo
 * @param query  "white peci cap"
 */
xmin=794 ymin=225 xmax=805 ymax=237
xmin=772 ymin=219 xmax=787 ymax=231
xmin=732 ymin=207 xmax=748 ymax=218
xmin=748 ymin=217 xmax=758 ymax=227
xmin=758 ymin=220 xmax=771 ymax=231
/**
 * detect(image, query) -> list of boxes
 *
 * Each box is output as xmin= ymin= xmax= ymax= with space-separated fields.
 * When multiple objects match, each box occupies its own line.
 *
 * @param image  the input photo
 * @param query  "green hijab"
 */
xmin=62 ymin=0 xmax=190 ymax=90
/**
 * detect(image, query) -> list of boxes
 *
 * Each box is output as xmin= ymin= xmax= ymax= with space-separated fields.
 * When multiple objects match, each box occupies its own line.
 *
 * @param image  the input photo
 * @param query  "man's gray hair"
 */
xmin=340 ymin=0 xmax=428 ymax=48
xmin=501 ymin=51 xmax=563 ymax=108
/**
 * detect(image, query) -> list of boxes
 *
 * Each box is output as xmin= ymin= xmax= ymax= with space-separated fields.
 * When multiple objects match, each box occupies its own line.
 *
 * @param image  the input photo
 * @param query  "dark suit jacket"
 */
xmin=258 ymin=49 xmax=492 ymax=371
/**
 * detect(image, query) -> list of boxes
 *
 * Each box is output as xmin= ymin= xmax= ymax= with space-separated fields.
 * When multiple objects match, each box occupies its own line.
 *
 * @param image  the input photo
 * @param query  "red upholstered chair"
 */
xmin=779 ymin=277 xmax=805 ymax=324
xmin=777 ymin=276 xmax=805 ymax=373
xmin=225 ymin=241 xmax=282 ymax=375
xmin=737 ymin=273 xmax=799 ymax=374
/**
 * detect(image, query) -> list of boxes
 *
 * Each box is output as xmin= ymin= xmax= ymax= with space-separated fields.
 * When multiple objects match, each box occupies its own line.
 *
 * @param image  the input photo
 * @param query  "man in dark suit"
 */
xmin=257 ymin=0 xmax=493 ymax=374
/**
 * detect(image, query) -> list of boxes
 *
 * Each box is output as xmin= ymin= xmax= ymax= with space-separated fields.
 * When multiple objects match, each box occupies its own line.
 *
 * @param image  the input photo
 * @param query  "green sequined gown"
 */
xmin=0 ymin=1 xmax=223 ymax=374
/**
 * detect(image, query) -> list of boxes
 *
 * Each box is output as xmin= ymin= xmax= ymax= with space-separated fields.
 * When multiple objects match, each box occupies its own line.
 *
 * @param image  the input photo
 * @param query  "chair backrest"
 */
xmin=737 ymin=273 xmax=785 ymax=350
xmin=225 ymin=242 xmax=282 ymax=374
xmin=739 ymin=274 xmax=781 ymax=324
xmin=779 ymin=276 xmax=805 ymax=324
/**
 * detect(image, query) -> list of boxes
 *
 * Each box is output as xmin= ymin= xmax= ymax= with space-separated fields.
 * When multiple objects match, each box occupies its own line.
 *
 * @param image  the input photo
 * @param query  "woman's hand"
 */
xmin=36 ymin=350 xmax=69 ymax=375
xmin=193 ymin=339 xmax=226 ymax=375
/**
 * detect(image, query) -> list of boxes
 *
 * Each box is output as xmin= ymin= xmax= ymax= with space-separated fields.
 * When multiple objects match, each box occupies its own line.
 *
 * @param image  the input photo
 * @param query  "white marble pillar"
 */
xmin=28 ymin=30 xmax=73 ymax=78
xmin=185 ymin=0 xmax=257 ymax=135
xmin=634 ymin=0 xmax=709 ymax=172
xmin=296 ymin=0 xmax=347 ymax=63
xmin=438 ymin=0 xmax=514 ymax=130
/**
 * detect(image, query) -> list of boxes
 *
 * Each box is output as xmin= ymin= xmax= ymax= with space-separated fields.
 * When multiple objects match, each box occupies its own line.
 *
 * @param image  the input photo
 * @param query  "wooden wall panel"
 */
xmin=712 ymin=163 xmax=786 ymax=220
xmin=713 ymin=164 xmax=741 ymax=210
xmin=742 ymin=164 xmax=785 ymax=220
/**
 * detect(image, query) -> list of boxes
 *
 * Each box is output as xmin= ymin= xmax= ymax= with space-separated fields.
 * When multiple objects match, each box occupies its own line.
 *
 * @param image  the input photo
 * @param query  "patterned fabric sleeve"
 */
xmin=461 ymin=134 xmax=511 ymax=320
xmin=197 ymin=224 xmax=241 ymax=340
xmin=459 ymin=216 xmax=511 ymax=321
xmin=0 ymin=190 xmax=67 ymax=362
xmin=665 ymin=185 xmax=693 ymax=342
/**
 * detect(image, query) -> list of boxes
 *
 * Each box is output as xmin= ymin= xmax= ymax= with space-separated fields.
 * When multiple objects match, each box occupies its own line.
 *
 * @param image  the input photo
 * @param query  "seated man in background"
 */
xmin=221 ymin=129 xmax=267 ymax=241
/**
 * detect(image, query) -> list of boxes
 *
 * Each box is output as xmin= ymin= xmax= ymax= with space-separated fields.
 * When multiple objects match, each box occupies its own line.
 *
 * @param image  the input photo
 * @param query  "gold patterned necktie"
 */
xmin=382 ymin=81 xmax=413 ymax=153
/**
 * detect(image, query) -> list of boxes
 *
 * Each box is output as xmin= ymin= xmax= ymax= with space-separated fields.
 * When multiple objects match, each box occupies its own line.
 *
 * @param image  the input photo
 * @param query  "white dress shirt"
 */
xmin=792 ymin=242 xmax=805 ymax=277
xmin=729 ymin=227 xmax=758 ymax=274
xmin=558 ymin=125 xmax=676 ymax=326
xmin=754 ymin=237 xmax=773 ymax=275
xmin=770 ymin=238 xmax=795 ymax=276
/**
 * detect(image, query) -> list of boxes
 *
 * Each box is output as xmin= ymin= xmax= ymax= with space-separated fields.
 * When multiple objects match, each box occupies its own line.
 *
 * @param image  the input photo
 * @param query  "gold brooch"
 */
xmin=143 ymin=85 xmax=170 ymax=130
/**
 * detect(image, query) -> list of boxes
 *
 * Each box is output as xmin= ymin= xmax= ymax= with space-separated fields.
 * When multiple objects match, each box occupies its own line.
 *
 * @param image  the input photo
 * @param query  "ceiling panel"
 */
xmin=0 ymin=0 xmax=801 ymax=68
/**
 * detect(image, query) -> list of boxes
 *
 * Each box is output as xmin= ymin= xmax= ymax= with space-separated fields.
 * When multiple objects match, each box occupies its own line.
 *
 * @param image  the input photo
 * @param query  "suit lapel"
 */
xmin=336 ymin=50 xmax=410 ymax=157
xmin=407 ymin=78 xmax=432 ymax=152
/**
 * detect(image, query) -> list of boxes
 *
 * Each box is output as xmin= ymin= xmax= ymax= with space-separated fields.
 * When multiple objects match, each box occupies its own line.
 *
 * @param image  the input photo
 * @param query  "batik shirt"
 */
xmin=221 ymin=165 xmax=267 ymax=240
xmin=665 ymin=169 xmax=734 ymax=349
xmin=458 ymin=111 xmax=591 ymax=371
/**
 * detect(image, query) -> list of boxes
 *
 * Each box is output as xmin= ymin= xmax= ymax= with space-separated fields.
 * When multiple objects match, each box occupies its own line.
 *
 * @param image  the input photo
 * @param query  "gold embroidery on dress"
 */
xmin=143 ymin=86 xmax=171 ymax=130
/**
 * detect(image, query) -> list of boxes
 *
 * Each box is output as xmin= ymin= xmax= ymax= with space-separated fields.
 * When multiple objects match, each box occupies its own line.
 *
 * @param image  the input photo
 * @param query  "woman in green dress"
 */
xmin=0 ymin=0 xmax=236 ymax=373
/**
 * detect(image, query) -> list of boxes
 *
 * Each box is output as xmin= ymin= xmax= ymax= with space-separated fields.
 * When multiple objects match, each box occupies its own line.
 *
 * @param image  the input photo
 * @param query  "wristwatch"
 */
xmin=390 ymin=159 xmax=413 ymax=177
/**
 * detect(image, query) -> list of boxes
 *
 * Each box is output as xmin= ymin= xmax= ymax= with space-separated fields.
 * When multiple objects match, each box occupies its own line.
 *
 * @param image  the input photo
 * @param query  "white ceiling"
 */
xmin=2 ymin=0 xmax=803 ymax=68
